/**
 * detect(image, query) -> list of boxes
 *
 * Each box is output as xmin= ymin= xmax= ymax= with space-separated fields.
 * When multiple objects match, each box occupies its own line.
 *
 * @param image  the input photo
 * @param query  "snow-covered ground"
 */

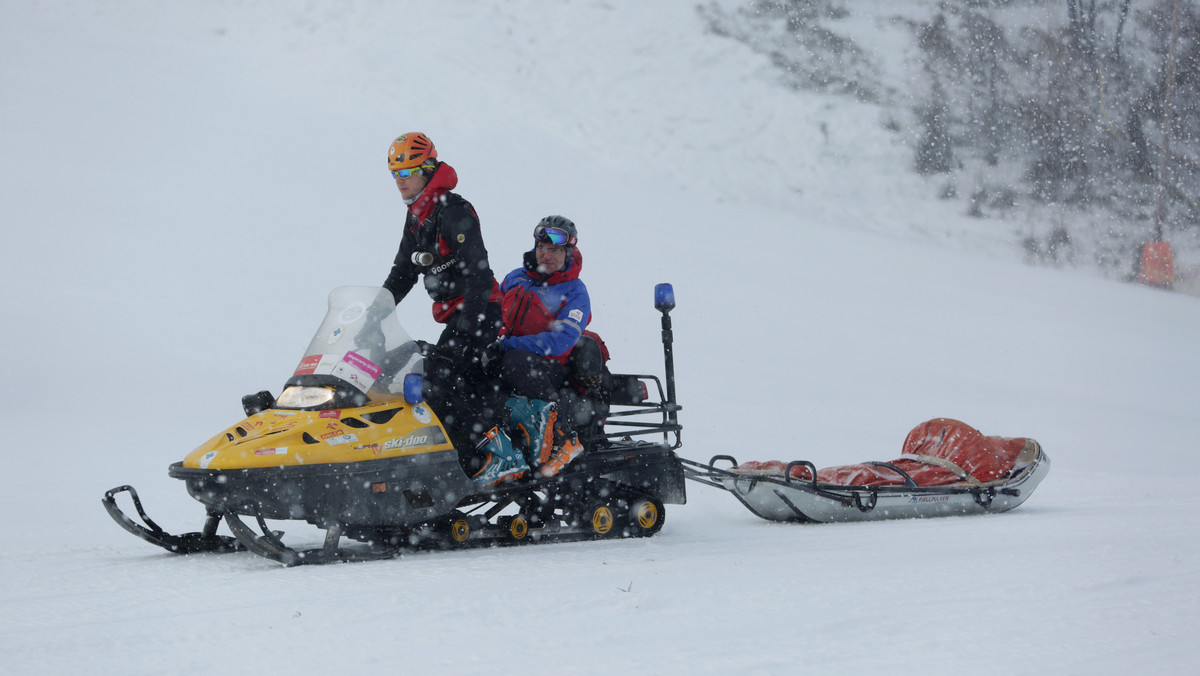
xmin=2 ymin=2 xmax=1198 ymax=674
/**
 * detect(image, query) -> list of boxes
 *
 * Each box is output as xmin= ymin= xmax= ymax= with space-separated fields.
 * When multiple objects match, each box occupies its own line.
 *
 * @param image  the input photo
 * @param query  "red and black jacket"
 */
xmin=382 ymin=162 xmax=502 ymax=335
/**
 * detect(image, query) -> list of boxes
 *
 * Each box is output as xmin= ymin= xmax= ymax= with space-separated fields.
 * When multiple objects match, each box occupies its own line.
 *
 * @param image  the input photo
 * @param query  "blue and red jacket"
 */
xmin=499 ymin=247 xmax=591 ymax=363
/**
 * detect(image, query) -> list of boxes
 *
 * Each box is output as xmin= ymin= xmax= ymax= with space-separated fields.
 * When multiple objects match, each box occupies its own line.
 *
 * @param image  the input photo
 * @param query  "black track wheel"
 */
xmin=626 ymin=496 xmax=665 ymax=537
xmin=496 ymin=514 xmax=529 ymax=542
xmin=444 ymin=511 xmax=471 ymax=547
xmin=585 ymin=503 xmax=617 ymax=538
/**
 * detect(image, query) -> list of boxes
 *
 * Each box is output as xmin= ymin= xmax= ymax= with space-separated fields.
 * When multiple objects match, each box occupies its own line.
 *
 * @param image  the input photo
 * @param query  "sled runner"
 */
xmin=682 ymin=419 xmax=1049 ymax=523
xmin=103 ymin=284 xmax=685 ymax=565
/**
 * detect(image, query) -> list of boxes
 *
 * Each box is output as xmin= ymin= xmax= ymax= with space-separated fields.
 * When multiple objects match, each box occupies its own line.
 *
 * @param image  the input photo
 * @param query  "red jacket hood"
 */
xmin=523 ymin=246 xmax=583 ymax=285
xmin=408 ymin=162 xmax=459 ymax=225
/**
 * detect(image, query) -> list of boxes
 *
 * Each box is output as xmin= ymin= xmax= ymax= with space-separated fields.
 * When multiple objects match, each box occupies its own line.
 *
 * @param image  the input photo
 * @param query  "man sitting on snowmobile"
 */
xmin=382 ymin=132 xmax=529 ymax=487
xmin=481 ymin=216 xmax=607 ymax=478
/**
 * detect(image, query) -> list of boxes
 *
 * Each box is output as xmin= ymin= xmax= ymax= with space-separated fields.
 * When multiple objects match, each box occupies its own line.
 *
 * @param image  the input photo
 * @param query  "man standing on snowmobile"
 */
xmin=382 ymin=132 xmax=528 ymax=487
xmin=482 ymin=216 xmax=605 ymax=478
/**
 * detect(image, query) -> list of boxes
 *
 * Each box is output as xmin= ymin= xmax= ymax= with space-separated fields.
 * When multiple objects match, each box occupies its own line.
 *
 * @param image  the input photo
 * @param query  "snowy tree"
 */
xmin=916 ymin=75 xmax=955 ymax=174
xmin=704 ymin=0 xmax=1200 ymax=266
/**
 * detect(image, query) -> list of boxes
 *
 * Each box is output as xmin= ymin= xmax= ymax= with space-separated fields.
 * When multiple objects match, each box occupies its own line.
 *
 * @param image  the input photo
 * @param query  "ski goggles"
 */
xmin=534 ymin=225 xmax=574 ymax=246
xmin=390 ymin=165 xmax=427 ymax=179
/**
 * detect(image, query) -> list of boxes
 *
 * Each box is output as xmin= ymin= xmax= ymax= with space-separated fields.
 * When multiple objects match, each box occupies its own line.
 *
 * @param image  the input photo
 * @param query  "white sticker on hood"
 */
xmin=339 ymin=302 xmax=366 ymax=323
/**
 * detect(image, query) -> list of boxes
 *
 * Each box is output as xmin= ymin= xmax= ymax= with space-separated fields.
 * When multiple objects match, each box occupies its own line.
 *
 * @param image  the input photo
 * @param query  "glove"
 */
xmin=450 ymin=309 xmax=480 ymax=337
xmin=479 ymin=339 xmax=505 ymax=374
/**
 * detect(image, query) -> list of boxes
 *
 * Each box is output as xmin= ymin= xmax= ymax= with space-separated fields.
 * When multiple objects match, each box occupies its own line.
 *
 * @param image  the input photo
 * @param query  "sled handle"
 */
xmin=853 ymin=491 xmax=878 ymax=513
xmin=783 ymin=461 xmax=819 ymax=486
xmin=707 ymin=454 xmax=739 ymax=470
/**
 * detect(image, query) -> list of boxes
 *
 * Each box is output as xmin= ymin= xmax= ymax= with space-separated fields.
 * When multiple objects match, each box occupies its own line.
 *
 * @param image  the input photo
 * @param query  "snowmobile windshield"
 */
xmin=276 ymin=286 xmax=424 ymax=409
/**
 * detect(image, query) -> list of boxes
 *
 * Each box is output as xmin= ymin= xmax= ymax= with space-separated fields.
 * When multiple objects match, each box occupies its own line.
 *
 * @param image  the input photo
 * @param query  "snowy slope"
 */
xmin=2 ymin=2 xmax=1198 ymax=674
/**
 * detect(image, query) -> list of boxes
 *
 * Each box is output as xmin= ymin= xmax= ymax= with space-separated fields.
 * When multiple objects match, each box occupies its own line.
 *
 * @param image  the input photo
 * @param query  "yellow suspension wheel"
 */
xmin=628 ymin=497 xmax=665 ymax=537
xmin=446 ymin=514 xmax=471 ymax=545
xmin=501 ymin=514 xmax=529 ymax=542
xmin=588 ymin=504 xmax=616 ymax=537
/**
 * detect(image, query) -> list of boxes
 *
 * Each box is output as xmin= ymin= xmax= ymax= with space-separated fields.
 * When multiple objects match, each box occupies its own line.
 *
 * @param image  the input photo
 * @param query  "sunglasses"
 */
xmin=390 ymin=166 xmax=425 ymax=179
xmin=534 ymin=226 xmax=574 ymax=246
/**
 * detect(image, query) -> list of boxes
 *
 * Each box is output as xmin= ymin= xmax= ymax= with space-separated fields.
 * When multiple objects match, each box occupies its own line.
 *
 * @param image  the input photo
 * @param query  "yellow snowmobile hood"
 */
xmin=182 ymin=401 xmax=454 ymax=470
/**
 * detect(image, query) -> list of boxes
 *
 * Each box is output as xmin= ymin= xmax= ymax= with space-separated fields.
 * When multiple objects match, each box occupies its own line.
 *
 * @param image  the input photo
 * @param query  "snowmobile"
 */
xmin=681 ymin=419 xmax=1050 ymax=524
xmin=103 ymin=284 xmax=686 ymax=565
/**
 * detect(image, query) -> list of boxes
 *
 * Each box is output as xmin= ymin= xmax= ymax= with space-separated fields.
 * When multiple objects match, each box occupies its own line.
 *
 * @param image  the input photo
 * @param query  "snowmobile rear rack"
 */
xmin=582 ymin=372 xmax=682 ymax=451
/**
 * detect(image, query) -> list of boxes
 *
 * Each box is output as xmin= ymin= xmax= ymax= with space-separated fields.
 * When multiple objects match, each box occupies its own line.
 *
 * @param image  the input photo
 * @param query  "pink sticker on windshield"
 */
xmin=330 ymin=350 xmax=382 ymax=393
xmin=342 ymin=351 xmax=381 ymax=379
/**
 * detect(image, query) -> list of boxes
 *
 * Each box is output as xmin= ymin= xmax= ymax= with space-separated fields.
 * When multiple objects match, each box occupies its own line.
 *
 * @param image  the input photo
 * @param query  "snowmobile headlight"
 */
xmin=275 ymin=386 xmax=336 ymax=409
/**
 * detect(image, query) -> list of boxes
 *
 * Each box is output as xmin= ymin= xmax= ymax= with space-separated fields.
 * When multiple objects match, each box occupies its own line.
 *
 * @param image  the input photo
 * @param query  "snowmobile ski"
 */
xmin=102 ymin=485 xmax=243 ymax=554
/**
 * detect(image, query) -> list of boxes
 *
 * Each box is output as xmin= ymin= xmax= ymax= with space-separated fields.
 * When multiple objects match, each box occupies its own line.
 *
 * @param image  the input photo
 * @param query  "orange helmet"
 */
xmin=388 ymin=133 xmax=438 ymax=171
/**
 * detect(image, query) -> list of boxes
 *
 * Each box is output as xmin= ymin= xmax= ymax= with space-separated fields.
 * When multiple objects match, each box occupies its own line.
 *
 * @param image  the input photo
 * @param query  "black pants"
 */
xmin=499 ymin=336 xmax=605 ymax=432
xmin=425 ymin=303 xmax=505 ymax=458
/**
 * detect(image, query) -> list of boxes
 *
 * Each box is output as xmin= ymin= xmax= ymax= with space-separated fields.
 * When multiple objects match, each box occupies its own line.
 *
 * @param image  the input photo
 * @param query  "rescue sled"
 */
xmin=682 ymin=419 xmax=1049 ymax=523
xmin=103 ymin=284 xmax=685 ymax=565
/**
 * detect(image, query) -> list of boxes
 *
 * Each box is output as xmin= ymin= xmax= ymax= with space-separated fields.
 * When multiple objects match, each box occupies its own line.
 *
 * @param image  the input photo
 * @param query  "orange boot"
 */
xmin=539 ymin=428 xmax=583 ymax=478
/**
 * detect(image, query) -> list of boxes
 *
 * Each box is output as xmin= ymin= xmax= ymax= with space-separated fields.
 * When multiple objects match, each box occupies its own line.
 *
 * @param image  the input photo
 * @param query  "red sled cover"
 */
xmin=736 ymin=418 xmax=1035 ymax=488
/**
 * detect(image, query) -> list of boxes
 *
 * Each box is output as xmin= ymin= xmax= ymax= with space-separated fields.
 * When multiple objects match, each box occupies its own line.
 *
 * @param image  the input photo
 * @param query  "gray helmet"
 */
xmin=533 ymin=215 xmax=577 ymax=248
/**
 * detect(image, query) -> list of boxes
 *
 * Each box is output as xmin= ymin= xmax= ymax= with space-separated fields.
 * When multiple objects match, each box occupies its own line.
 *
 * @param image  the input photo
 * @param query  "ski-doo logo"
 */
xmin=384 ymin=434 xmax=430 ymax=450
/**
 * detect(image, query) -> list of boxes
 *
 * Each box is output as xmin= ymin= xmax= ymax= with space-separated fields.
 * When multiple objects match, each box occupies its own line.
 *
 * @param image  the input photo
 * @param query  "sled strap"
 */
xmin=863 ymin=462 xmax=917 ymax=488
xmin=898 ymin=453 xmax=984 ymax=487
